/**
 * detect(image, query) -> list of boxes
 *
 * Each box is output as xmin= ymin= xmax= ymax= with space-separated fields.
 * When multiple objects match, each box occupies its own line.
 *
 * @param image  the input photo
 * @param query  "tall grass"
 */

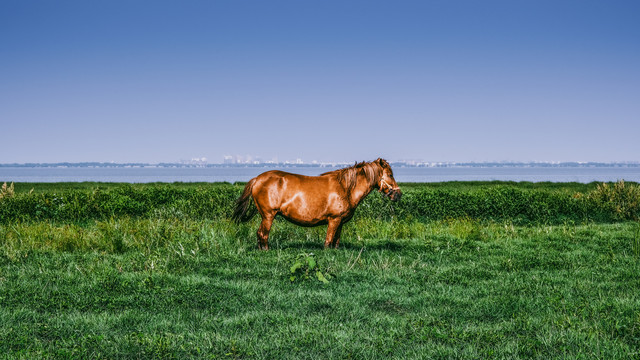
xmin=0 ymin=182 xmax=15 ymax=199
xmin=588 ymin=180 xmax=640 ymax=221
xmin=2 ymin=181 xmax=639 ymax=224
xmin=0 ymin=184 xmax=239 ymax=223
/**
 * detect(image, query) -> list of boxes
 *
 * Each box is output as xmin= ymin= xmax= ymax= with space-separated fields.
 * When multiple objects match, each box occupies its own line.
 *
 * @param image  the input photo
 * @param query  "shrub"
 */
xmin=588 ymin=180 xmax=640 ymax=221
xmin=1 ymin=182 xmax=638 ymax=225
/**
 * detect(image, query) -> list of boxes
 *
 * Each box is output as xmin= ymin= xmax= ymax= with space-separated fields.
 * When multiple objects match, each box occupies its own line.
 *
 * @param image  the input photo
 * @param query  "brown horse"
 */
xmin=232 ymin=158 xmax=402 ymax=250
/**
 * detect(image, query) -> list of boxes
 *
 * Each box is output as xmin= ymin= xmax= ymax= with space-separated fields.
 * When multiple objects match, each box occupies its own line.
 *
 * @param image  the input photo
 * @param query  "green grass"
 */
xmin=1 ymin=218 xmax=640 ymax=358
xmin=1 ymin=182 xmax=639 ymax=358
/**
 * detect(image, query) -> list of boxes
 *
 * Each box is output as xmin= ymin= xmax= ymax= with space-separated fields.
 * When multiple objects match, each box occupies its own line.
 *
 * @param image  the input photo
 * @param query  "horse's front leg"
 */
xmin=332 ymin=223 xmax=344 ymax=249
xmin=324 ymin=218 xmax=341 ymax=249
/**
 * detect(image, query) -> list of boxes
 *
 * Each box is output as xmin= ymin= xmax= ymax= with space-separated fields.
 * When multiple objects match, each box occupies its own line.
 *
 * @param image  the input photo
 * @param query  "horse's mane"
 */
xmin=321 ymin=159 xmax=388 ymax=193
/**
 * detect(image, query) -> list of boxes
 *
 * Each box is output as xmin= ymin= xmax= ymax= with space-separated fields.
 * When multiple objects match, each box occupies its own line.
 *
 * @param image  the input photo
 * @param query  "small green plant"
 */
xmin=290 ymin=252 xmax=333 ymax=284
xmin=0 ymin=182 xmax=15 ymax=199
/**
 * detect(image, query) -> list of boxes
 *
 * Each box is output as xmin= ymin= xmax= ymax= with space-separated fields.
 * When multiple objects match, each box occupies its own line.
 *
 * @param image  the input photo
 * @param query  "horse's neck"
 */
xmin=349 ymin=172 xmax=376 ymax=205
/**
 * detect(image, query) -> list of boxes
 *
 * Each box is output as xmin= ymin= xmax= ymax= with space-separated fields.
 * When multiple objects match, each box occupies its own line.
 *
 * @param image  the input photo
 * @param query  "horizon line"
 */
xmin=1 ymin=160 xmax=640 ymax=167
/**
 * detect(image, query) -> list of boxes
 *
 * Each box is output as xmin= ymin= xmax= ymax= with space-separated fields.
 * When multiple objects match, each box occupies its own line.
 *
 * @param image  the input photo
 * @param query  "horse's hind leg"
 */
xmin=257 ymin=213 xmax=275 ymax=250
xmin=324 ymin=218 xmax=342 ymax=249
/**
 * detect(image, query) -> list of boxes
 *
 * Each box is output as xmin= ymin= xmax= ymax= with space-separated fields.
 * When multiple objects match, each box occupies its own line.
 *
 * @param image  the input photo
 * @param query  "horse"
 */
xmin=232 ymin=158 xmax=402 ymax=250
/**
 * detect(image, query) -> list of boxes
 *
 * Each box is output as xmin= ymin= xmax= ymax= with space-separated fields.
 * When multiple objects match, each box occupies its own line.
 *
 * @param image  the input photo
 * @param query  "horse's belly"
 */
xmin=278 ymin=213 xmax=327 ymax=227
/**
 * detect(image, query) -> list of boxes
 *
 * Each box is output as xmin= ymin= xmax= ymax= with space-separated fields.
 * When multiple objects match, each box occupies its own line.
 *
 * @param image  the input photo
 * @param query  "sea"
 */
xmin=1 ymin=165 xmax=640 ymax=183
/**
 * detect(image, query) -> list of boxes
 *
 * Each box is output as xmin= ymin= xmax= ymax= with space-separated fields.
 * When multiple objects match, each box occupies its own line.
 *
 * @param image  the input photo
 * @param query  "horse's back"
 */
xmin=253 ymin=170 xmax=330 ymax=195
xmin=253 ymin=170 xmax=329 ymax=187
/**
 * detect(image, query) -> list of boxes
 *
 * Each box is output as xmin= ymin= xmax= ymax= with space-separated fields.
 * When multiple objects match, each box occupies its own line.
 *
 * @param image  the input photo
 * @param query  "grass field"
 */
xmin=1 ymin=182 xmax=639 ymax=359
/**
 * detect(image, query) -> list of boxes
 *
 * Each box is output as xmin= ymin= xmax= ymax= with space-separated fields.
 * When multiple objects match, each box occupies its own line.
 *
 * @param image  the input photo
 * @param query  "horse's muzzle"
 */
xmin=389 ymin=189 xmax=402 ymax=202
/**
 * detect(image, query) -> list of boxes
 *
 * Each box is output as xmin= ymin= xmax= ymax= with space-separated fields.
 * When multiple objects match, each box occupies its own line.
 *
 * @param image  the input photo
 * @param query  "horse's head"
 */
xmin=375 ymin=158 xmax=402 ymax=201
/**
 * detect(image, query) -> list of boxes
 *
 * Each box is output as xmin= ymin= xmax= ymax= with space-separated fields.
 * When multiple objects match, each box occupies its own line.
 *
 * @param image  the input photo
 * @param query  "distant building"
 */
xmin=180 ymin=157 xmax=207 ymax=167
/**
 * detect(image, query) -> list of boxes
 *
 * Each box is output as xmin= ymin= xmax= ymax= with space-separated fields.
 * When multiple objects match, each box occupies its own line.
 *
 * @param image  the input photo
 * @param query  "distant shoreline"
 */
xmin=3 ymin=164 xmax=640 ymax=183
xmin=1 ymin=161 xmax=639 ymax=169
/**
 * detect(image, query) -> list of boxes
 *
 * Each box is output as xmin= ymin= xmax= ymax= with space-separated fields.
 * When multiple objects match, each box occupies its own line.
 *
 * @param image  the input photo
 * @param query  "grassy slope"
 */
xmin=1 ymin=217 xmax=639 ymax=359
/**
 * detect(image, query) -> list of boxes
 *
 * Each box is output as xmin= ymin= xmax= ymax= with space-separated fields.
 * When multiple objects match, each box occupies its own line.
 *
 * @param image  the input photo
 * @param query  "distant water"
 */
xmin=1 ymin=166 xmax=640 ymax=183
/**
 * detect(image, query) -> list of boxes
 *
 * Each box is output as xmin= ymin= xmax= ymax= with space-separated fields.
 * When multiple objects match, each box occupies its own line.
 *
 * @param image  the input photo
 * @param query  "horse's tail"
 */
xmin=232 ymin=178 xmax=257 ymax=223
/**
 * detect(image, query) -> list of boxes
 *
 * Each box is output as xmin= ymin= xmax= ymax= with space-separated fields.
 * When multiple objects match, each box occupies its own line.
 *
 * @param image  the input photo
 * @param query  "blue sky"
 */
xmin=1 ymin=0 xmax=639 ymax=163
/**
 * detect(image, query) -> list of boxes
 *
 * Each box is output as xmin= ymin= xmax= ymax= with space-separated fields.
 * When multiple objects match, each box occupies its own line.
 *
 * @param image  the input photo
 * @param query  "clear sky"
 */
xmin=1 ymin=0 xmax=639 ymax=164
